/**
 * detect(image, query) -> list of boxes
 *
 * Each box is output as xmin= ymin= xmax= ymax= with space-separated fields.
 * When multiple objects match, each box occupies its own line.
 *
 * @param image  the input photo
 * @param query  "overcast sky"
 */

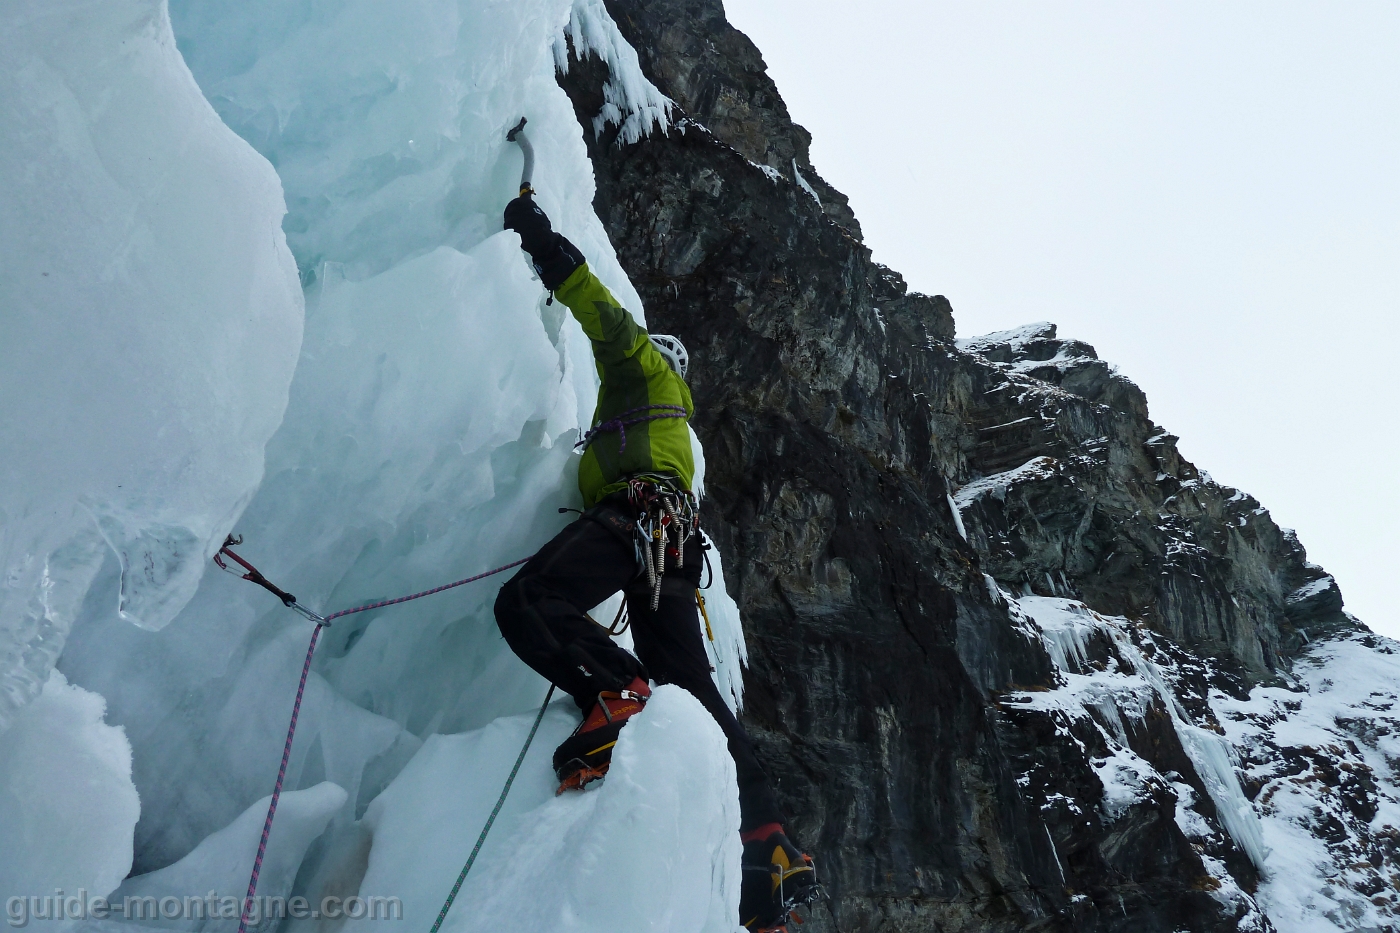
xmin=723 ymin=0 xmax=1399 ymax=637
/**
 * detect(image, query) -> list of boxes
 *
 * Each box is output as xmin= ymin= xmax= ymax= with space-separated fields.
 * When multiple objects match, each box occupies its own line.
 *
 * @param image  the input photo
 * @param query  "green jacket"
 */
xmin=555 ymin=262 xmax=694 ymax=506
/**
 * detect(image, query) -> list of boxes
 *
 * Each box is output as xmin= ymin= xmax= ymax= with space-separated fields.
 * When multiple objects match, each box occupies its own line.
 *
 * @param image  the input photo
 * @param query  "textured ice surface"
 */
xmin=4 ymin=0 xmax=750 ymax=925
xmin=110 ymin=783 xmax=347 ymax=932
xmin=0 ymin=0 xmax=303 ymax=729
xmin=363 ymin=687 xmax=740 ymax=933
xmin=0 ymin=672 xmax=139 ymax=904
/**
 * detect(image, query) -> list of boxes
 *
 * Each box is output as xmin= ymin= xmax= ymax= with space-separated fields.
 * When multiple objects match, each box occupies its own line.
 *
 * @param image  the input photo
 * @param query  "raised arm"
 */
xmin=503 ymin=196 xmax=657 ymax=375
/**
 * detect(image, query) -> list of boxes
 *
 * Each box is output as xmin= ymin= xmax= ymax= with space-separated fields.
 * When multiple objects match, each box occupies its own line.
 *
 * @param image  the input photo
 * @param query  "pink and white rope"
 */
xmin=229 ymin=552 xmax=533 ymax=933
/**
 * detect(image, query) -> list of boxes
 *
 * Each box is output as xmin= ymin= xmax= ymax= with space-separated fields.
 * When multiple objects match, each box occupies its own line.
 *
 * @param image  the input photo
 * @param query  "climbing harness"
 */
xmin=575 ymin=404 xmax=688 ymax=455
xmin=429 ymin=683 xmax=555 ymax=933
xmin=625 ymin=477 xmax=700 ymax=610
xmin=213 ymin=537 xmax=533 ymax=933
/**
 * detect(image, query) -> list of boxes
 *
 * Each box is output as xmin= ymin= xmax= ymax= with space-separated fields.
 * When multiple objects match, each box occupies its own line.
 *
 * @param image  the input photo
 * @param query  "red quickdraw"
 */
xmin=215 ymin=536 xmax=311 ymax=615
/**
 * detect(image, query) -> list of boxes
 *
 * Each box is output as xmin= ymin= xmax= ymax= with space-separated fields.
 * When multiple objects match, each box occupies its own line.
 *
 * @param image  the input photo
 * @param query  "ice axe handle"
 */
xmin=507 ymin=117 xmax=535 ymax=196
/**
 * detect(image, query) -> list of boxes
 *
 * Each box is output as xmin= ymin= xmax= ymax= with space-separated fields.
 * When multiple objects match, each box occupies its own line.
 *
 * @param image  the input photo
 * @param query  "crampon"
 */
xmin=555 ymin=763 xmax=609 ymax=793
xmin=553 ymin=676 xmax=651 ymax=794
xmin=744 ymin=881 xmax=819 ymax=932
xmin=740 ymin=825 xmax=822 ymax=931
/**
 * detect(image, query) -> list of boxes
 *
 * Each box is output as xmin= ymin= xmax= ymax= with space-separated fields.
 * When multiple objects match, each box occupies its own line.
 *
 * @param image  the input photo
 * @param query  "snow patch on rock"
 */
xmin=555 ymin=0 xmax=673 ymax=145
xmin=1010 ymin=596 xmax=1269 ymax=871
xmin=1215 ymin=634 xmax=1400 ymax=931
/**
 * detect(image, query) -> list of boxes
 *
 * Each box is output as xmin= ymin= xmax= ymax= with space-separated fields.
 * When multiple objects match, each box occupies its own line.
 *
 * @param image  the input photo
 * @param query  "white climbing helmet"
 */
xmin=648 ymin=333 xmax=689 ymax=380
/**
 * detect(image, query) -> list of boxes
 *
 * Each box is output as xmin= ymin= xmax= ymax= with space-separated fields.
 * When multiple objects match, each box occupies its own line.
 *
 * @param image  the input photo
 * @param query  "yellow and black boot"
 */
xmin=553 ymin=677 xmax=651 ymax=793
xmin=739 ymin=823 xmax=820 ymax=931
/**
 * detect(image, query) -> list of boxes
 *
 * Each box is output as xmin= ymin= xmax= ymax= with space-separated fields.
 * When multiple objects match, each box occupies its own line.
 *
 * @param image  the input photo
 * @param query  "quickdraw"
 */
xmin=214 ymin=535 xmax=324 ymax=624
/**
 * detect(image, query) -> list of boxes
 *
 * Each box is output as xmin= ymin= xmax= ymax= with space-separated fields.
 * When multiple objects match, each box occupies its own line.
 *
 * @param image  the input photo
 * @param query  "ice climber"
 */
xmin=494 ymin=194 xmax=820 ymax=930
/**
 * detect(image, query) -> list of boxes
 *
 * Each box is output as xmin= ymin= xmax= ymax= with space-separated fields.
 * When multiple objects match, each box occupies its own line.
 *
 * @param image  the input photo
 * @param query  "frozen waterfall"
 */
xmin=1 ymin=0 xmax=747 ymax=930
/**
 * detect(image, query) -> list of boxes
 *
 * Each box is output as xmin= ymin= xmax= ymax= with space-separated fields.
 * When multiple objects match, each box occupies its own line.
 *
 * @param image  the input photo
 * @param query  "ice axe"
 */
xmin=507 ymin=117 xmax=534 ymax=197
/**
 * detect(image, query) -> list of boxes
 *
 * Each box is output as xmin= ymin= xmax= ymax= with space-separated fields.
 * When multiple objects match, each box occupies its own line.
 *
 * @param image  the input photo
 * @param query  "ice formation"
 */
xmin=0 ymin=672 xmax=139 ymax=908
xmin=556 ymin=0 xmax=674 ymax=144
xmin=362 ymin=687 xmax=739 ymax=933
xmin=0 ymin=0 xmax=303 ymax=730
xmin=111 ymin=782 xmax=348 ymax=931
xmin=3 ymin=0 xmax=748 ymax=926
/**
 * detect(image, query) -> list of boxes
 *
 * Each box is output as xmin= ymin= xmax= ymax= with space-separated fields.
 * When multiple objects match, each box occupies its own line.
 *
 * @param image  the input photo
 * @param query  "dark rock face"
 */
xmin=597 ymin=0 xmax=862 ymax=234
xmin=951 ymin=322 xmax=1348 ymax=675
xmin=557 ymin=4 xmax=1357 ymax=929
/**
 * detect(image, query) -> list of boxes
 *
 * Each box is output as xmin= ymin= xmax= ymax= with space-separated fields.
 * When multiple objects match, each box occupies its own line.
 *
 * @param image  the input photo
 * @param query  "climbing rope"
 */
xmin=215 ymin=538 xmax=534 ymax=933
xmin=428 ymin=684 xmax=555 ymax=933
xmin=320 ymin=558 xmax=532 ymax=623
xmin=574 ymin=404 xmax=688 ymax=453
xmin=218 ymin=519 xmax=720 ymax=933
xmin=233 ymin=615 xmax=321 ymax=933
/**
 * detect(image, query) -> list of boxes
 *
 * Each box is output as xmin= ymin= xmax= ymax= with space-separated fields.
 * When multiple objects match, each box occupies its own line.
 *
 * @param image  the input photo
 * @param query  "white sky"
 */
xmin=723 ymin=0 xmax=1399 ymax=637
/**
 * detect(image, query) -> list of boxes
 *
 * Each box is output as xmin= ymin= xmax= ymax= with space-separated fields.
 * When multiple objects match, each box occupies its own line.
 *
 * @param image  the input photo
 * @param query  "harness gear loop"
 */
xmin=624 ymin=477 xmax=699 ymax=610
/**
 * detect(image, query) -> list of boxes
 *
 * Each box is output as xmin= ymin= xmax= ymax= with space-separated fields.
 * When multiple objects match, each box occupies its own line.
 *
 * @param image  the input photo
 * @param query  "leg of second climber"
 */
xmin=627 ymin=534 xmax=819 ymax=931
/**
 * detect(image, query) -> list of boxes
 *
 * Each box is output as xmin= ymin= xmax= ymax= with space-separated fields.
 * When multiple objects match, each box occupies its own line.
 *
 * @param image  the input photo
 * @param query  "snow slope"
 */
xmin=1215 ymin=634 xmax=1400 ymax=932
xmin=3 ymin=0 xmax=747 ymax=927
xmin=1002 ymin=588 xmax=1400 ymax=932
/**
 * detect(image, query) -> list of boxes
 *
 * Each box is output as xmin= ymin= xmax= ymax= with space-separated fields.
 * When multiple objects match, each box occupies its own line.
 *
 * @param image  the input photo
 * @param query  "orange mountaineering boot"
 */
xmin=552 ymin=676 xmax=651 ymax=793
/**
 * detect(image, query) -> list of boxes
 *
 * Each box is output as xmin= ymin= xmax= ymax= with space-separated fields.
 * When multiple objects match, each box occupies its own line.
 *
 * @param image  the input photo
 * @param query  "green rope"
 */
xmin=428 ymin=684 xmax=556 ymax=933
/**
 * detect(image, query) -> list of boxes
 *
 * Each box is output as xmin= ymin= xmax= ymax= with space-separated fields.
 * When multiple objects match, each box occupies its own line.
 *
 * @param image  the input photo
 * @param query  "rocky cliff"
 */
xmin=555 ymin=2 xmax=1393 ymax=931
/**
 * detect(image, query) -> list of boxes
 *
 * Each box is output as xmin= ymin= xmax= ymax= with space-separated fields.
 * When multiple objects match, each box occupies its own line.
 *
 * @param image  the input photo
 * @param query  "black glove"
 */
xmin=504 ymin=195 xmax=584 ymax=290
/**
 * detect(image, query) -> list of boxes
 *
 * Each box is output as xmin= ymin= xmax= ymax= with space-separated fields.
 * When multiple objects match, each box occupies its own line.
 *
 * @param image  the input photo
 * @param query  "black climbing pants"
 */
xmin=494 ymin=496 xmax=784 ymax=832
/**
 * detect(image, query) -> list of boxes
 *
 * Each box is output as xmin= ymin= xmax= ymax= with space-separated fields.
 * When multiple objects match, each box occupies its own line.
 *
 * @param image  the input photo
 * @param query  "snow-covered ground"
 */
xmin=1215 ymin=633 xmax=1400 ymax=932
xmin=2 ymin=0 xmax=746 ymax=929
xmin=1002 ymin=588 xmax=1400 ymax=932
